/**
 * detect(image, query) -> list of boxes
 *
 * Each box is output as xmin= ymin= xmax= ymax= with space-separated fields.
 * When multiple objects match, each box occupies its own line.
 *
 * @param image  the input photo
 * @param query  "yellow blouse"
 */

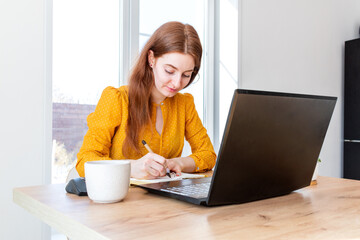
xmin=76 ymin=86 xmax=216 ymax=177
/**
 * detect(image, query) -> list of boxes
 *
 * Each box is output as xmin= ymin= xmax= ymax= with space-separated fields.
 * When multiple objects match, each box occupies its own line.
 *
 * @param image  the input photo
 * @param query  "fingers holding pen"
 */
xmin=144 ymin=153 xmax=167 ymax=176
xmin=140 ymin=140 xmax=176 ymax=178
xmin=131 ymin=153 xmax=167 ymax=179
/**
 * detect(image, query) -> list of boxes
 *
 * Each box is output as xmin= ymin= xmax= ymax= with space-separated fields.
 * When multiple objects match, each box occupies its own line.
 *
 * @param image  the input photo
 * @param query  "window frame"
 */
xmin=119 ymin=0 xmax=139 ymax=85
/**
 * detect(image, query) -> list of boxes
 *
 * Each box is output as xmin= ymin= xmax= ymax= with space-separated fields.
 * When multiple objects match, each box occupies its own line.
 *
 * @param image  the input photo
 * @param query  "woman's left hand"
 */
xmin=165 ymin=158 xmax=183 ymax=176
xmin=166 ymin=156 xmax=196 ymax=175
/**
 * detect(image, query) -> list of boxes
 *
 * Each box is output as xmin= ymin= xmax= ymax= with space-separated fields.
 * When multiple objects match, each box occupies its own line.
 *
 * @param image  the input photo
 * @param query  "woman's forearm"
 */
xmin=173 ymin=156 xmax=196 ymax=173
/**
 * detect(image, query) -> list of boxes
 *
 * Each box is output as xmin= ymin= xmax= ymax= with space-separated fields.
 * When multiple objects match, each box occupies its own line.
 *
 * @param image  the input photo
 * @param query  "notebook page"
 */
xmin=130 ymin=173 xmax=206 ymax=185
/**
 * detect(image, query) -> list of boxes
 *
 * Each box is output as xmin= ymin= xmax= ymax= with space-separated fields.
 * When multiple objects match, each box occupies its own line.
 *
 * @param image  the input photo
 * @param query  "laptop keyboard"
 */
xmin=161 ymin=182 xmax=210 ymax=199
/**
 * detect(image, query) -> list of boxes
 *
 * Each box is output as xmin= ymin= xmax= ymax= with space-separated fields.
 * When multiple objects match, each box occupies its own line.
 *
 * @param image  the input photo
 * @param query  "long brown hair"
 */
xmin=123 ymin=21 xmax=203 ymax=156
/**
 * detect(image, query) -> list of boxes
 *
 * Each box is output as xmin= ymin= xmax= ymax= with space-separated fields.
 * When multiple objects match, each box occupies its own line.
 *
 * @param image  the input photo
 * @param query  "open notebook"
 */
xmin=130 ymin=173 xmax=207 ymax=185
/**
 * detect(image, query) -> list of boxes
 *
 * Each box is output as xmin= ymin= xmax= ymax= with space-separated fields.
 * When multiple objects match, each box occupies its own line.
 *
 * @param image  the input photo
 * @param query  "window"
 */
xmin=52 ymin=0 xmax=119 ymax=183
xmin=52 ymin=0 xmax=238 ymax=182
xmin=218 ymin=0 xmax=238 ymax=146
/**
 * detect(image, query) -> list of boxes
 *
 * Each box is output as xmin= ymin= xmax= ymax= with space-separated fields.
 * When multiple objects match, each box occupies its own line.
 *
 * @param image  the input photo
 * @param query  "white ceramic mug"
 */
xmin=85 ymin=160 xmax=131 ymax=203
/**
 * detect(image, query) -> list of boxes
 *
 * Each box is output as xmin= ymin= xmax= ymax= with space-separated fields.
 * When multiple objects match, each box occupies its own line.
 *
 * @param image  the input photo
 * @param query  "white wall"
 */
xmin=239 ymin=0 xmax=360 ymax=177
xmin=0 ymin=0 xmax=50 ymax=239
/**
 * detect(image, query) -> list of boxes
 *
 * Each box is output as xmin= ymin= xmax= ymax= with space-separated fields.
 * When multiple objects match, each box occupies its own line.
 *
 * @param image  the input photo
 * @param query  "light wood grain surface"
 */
xmin=13 ymin=176 xmax=360 ymax=240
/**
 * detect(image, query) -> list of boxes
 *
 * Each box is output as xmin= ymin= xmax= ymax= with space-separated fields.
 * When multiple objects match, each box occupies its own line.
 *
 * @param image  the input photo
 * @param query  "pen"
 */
xmin=141 ymin=140 xmax=175 ymax=178
xmin=142 ymin=139 xmax=153 ymax=154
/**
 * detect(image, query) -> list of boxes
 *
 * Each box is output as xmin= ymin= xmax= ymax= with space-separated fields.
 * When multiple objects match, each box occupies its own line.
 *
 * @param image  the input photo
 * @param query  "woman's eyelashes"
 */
xmin=164 ymin=68 xmax=191 ymax=78
xmin=165 ymin=69 xmax=174 ymax=75
xmin=183 ymin=73 xmax=191 ymax=78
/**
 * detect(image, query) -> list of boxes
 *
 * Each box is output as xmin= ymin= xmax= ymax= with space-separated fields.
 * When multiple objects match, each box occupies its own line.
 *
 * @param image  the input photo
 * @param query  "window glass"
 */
xmin=218 ymin=0 xmax=238 ymax=143
xmin=52 ymin=0 xmax=119 ymax=184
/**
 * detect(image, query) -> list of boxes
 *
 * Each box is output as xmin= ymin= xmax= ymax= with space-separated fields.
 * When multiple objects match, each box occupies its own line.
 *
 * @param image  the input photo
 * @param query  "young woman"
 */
xmin=76 ymin=21 xmax=216 ymax=179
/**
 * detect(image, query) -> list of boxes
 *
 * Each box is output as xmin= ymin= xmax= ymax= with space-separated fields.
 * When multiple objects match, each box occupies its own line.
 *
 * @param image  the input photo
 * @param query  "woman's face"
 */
xmin=149 ymin=51 xmax=195 ymax=103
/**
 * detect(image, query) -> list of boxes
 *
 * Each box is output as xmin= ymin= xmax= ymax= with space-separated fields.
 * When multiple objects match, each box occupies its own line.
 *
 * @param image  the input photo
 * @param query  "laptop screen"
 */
xmin=207 ymin=89 xmax=337 ymax=206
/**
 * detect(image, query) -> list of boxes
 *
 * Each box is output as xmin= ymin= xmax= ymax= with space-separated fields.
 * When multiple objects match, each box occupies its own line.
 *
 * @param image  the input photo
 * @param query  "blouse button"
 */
xmin=161 ymin=102 xmax=164 ymax=106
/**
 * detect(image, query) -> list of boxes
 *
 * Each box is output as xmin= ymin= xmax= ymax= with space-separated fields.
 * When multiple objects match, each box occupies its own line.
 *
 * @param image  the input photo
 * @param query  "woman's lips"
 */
xmin=166 ymin=86 xmax=177 ymax=93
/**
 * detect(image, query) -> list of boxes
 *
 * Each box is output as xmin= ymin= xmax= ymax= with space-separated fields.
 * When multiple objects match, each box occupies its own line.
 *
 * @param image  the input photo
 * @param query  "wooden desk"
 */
xmin=13 ymin=176 xmax=360 ymax=240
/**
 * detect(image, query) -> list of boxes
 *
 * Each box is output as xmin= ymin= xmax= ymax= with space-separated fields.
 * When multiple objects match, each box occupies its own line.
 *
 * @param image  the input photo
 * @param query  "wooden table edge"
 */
xmin=13 ymin=187 xmax=108 ymax=240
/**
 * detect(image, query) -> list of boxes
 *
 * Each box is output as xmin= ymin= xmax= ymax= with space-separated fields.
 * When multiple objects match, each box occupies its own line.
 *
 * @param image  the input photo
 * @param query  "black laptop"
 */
xmin=137 ymin=89 xmax=337 ymax=206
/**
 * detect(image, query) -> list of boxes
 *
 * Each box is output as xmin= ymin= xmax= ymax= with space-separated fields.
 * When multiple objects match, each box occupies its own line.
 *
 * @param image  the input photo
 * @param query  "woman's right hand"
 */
xmin=130 ymin=153 xmax=167 ymax=179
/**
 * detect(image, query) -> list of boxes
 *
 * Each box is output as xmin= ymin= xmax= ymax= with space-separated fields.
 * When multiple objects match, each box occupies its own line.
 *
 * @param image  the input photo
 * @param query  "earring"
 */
xmin=150 ymin=63 xmax=153 ymax=68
